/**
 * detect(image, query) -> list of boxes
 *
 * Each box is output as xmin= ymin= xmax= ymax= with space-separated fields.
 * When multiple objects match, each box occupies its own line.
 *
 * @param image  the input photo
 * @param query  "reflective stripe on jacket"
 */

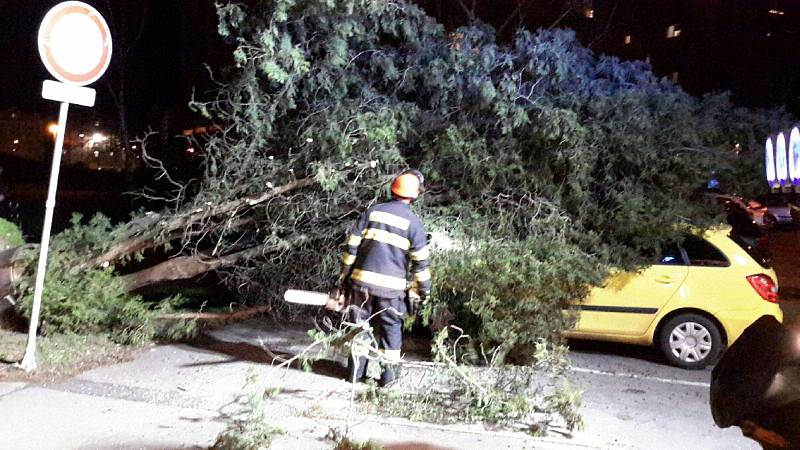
xmin=340 ymin=200 xmax=431 ymax=298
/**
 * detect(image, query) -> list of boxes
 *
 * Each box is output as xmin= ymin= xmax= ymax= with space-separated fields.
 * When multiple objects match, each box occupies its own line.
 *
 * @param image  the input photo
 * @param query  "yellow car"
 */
xmin=566 ymin=226 xmax=782 ymax=369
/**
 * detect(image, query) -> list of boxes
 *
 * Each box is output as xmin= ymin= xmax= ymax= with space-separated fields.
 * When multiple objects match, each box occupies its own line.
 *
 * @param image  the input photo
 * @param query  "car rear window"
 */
xmin=683 ymin=236 xmax=730 ymax=267
xmin=726 ymin=213 xmax=772 ymax=269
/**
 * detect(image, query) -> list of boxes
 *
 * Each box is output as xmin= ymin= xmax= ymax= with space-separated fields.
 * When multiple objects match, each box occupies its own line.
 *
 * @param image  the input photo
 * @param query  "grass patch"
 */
xmin=0 ymin=330 xmax=147 ymax=383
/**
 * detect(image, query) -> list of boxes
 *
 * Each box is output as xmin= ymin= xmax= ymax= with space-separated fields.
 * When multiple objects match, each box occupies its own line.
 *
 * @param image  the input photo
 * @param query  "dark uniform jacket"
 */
xmin=340 ymin=200 xmax=431 ymax=299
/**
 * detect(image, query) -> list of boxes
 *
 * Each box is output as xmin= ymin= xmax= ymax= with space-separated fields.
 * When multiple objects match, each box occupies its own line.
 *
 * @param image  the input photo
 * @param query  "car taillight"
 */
xmin=747 ymin=274 xmax=779 ymax=303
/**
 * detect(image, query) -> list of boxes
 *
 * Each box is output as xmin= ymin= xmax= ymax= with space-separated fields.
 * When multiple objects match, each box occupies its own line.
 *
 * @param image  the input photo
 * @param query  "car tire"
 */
xmin=659 ymin=313 xmax=723 ymax=370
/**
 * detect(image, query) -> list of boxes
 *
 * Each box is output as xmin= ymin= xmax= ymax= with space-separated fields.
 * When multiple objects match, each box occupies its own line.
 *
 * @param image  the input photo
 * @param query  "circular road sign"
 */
xmin=38 ymin=1 xmax=112 ymax=86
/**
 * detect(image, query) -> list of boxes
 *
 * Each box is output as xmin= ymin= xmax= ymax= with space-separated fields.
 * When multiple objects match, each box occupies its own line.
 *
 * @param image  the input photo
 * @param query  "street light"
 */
xmin=48 ymin=123 xmax=60 ymax=136
xmin=89 ymin=132 xmax=106 ymax=145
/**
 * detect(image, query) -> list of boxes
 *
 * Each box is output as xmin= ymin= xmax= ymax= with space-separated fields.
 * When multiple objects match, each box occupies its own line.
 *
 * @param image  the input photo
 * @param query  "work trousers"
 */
xmin=346 ymin=287 xmax=405 ymax=351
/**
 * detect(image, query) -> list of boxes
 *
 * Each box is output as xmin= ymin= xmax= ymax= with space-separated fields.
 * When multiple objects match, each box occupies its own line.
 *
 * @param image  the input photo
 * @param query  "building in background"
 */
xmin=0 ymin=108 xmax=138 ymax=172
xmin=0 ymin=109 xmax=51 ymax=161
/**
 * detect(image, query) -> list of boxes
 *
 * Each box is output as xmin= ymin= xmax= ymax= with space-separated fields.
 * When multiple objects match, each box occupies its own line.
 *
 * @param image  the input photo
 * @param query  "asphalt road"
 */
xmin=566 ymin=338 xmax=756 ymax=449
xmin=0 ymin=319 xmax=762 ymax=449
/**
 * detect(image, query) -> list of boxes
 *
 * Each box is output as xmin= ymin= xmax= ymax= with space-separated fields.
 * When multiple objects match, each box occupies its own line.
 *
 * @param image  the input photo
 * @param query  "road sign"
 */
xmin=19 ymin=2 xmax=112 ymax=372
xmin=37 ymin=1 xmax=112 ymax=87
xmin=41 ymin=79 xmax=96 ymax=107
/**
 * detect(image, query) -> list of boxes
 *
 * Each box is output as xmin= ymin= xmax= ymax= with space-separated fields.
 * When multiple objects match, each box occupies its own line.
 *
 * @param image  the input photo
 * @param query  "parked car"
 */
xmin=752 ymin=195 xmax=794 ymax=228
xmin=707 ymin=193 xmax=792 ymax=229
xmin=565 ymin=226 xmax=782 ymax=369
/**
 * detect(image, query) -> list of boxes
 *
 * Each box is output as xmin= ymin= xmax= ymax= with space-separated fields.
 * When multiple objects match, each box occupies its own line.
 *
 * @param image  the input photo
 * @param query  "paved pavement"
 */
xmin=0 ymin=319 xmax=757 ymax=449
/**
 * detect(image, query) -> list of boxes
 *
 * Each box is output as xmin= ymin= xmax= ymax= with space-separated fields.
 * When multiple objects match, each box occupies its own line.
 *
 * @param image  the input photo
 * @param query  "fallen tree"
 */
xmin=1 ymin=0 xmax=792 ymax=428
xmin=0 ymin=176 xmax=320 ymax=296
xmin=5 ymin=0 xmax=788 ymax=332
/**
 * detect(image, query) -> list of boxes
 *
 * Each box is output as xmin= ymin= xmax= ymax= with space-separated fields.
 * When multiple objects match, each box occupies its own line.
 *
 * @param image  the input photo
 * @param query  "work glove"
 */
xmin=406 ymin=289 xmax=424 ymax=316
xmin=325 ymin=286 xmax=348 ymax=312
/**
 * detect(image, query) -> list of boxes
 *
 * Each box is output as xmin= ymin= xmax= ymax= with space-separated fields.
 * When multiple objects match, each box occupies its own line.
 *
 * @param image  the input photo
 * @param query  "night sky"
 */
xmin=2 ymin=0 xmax=800 ymax=130
xmin=0 ymin=1 xmax=67 ymax=112
xmin=0 ymin=0 xmax=222 ymax=131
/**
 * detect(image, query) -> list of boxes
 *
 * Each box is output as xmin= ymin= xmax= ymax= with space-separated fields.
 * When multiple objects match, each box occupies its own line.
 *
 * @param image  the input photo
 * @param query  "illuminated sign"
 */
xmin=790 ymin=127 xmax=800 ymax=185
xmin=766 ymin=137 xmax=776 ymax=186
xmin=776 ymin=132 xmax=788 ymax=185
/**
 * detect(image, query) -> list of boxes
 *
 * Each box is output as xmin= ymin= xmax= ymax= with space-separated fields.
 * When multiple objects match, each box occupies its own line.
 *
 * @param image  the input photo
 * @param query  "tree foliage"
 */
xmin=0 ymin=218 xmax=23 ymax=250
xmin=13 ymin=214 xmax=192 ymax=344
xmin=187 ymin=0 xmax=785 ymax=353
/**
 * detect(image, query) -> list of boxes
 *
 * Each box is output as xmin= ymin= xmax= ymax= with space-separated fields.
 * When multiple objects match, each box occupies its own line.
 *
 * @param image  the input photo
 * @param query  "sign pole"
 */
xmin=18 ymin=101 xmax=70 ymax=372
xmin=20 ymin=1 xmax=112 ymax=372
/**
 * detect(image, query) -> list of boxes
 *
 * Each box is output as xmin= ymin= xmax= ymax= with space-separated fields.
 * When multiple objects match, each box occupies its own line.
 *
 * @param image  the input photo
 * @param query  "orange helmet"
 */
xmin=391 ymin=172 xmax=422 ymax=199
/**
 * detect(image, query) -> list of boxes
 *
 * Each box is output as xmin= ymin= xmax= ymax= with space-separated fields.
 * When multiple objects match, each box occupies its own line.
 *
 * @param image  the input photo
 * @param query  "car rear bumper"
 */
xmin=716 ymin=305 xmax=783 ymax=346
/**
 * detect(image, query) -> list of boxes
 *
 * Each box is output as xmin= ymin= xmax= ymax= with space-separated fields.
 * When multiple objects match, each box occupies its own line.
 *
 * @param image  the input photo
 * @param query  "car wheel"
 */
xmin=659 ymin=313 xmax=723 ymax=370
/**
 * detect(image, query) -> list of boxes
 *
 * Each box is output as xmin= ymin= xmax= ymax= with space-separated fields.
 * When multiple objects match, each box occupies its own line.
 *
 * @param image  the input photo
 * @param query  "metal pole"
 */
xmin=18 ymin=101 xmax=70 ymax=372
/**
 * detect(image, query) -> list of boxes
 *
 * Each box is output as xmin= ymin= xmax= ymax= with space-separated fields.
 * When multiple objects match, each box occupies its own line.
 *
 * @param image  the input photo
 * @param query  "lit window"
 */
xmin=671 ymin=72 xmax=679 ymax=82
xmin=666 ymin=24 xmax=682 ymax=38
xmin=624 ymin=35 xmax=632 ymax=44
xmin=585 ymin=8 xmax=594 ymax=18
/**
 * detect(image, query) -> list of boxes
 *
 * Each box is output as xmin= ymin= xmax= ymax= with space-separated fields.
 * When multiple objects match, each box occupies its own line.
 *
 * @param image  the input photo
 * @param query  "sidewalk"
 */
xmin=0 ymin=319 xmax=750 ymax=449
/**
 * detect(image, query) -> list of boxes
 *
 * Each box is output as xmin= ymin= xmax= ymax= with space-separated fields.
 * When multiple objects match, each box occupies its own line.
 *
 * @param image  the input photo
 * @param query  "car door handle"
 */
xmin=655 ymin=275 xmax=674 ymax=284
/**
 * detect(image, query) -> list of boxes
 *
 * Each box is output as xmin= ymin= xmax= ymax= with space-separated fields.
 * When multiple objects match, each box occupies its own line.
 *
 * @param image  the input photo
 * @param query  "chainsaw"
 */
xmin=283 ymin=289 xmax=340 ymax=309
xmin=284 ymin=285 xmax=422 ymax=314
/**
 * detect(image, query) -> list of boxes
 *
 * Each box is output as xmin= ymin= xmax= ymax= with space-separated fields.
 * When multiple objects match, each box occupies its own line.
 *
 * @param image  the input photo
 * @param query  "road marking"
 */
xmin=406 ymin=360 xmax=712 ymax=388
xmin=571 ymin=366 xmax=711 ymax=388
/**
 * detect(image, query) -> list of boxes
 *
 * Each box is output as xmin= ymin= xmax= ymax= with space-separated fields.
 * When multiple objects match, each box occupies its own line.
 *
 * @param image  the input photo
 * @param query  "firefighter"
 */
xmin=336 ymin=170 xmax=432 ymax=386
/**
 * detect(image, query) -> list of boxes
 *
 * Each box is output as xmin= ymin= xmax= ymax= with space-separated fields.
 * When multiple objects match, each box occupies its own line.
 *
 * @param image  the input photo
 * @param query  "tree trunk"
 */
xmin=121 ymin=245 xmax=265 ymax=291
xmin=155 ymin=305 xmax=270 ymax=322
xmin=0 ymin=245 xmax=33 ymax=297
xmin=0 ymin=178 xmax=318 ymax=296
xmin=120 ymin=232 xmax=309 ymax=292
xmin=79 ymin=177 xmax=316 ymax=270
